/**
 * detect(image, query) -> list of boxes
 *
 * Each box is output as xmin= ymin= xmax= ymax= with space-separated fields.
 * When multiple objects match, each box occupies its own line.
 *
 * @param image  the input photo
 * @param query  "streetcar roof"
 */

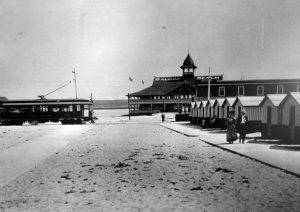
xmin=1 ymin=98 xmax=92 ymax=106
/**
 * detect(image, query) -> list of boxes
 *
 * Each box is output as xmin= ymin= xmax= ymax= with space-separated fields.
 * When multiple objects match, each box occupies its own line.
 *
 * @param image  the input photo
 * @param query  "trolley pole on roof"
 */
xmin=72 ymin=68 xmax=78 ymax=99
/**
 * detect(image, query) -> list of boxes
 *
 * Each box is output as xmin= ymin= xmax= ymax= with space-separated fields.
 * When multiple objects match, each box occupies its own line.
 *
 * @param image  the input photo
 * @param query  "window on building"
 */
xmin=277 ymin=85 xmax=284 ymax=94
xmin=238 ymin=86 xmax=244 ymax=96
xmin=219 ymin=87 xmax=225 ymax=96
xmin=257 ymin=86 xmax=264 ymax=96
xmin=297 ymin=85 xmax=300 ymax=92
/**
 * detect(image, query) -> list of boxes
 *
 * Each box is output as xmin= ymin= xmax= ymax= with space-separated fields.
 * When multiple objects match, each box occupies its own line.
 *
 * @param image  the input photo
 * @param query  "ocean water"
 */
xmin=93 ymin=109 xmax=128 ymax=119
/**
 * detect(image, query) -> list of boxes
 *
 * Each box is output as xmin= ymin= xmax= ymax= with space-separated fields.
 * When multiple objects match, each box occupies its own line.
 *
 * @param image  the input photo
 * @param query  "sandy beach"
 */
xmin=0 ymin=110 xmax=299 ymax=212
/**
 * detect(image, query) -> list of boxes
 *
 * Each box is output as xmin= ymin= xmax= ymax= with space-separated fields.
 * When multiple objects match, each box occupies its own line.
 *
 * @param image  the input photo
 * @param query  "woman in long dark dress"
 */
xmin=226 ymin=111 xmax=237 ymax=144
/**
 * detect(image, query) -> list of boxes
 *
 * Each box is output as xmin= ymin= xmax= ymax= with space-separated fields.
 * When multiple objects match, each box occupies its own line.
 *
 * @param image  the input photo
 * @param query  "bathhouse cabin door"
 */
xmin=267 ymin=106 xmax=272 ymax=137
xmin=289 ymin=105 xmax=295 ymax=141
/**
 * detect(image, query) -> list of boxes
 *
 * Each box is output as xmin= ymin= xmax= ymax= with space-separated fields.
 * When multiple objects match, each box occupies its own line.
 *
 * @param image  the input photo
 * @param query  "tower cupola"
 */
xmin=180 ymin=54 xmax=197 ymax=77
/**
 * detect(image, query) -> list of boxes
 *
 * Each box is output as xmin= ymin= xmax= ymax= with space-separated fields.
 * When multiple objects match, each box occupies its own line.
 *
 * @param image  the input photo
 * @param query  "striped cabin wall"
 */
xmin=222 ymin=103 xmax=232 ymax=119
xmin=233 ymin=99 xmax=262 ymax=121
xmin=245 ymin=107 xmax=262 ymax=121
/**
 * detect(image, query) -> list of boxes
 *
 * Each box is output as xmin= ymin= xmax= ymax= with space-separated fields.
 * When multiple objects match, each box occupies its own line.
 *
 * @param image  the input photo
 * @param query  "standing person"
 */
xmin=237 ymin=109 xmax=248 ymax=144
xmin=161 ymin=113 xmax=165 ymax=122
xmin=226 ymin=111 xmax=237 ymax=144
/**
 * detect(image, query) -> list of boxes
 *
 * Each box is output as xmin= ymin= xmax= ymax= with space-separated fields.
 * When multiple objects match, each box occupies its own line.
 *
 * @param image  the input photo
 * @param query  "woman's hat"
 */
xmin=241 ymin=109 xmax=246 ymax=114
xmin=229 ymin=110 xmax=235 ymax=114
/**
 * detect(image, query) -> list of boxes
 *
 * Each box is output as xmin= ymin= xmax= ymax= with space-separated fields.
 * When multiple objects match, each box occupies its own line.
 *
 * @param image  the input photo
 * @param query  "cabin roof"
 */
xmin=213 ymin=98 xmax=226 ymax=107
xmin=290 ymin=92 xmax=300 ymax=104
xmin=191 ymin=102 xmax=196 ymax=108
xmin=280 ymin=92 xmax=300 ymax=106
xmin=195 ymin=101 xmax=202 ymax=108
xmin=260 ymin=94 xmax=287 ymax=107
xmin=201 ymin=100 xmax=208 ymax=107
xmin=208 ymin=99 xmax=217 ymax=106
xmin=234 ymin=96 xmax=264 ymax=107
xmin=222 ymin=97 xmax=236 ymax=107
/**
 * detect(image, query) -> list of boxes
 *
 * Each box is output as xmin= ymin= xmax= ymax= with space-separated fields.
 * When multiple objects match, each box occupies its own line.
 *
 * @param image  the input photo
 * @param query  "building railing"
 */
xmin=129 ymin=98 xmax=192 ymax=104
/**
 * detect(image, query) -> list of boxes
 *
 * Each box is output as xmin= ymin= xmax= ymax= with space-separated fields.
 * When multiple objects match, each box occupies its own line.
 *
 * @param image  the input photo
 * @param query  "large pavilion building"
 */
xmin=129 ymin=54 xmax=300 ymax=114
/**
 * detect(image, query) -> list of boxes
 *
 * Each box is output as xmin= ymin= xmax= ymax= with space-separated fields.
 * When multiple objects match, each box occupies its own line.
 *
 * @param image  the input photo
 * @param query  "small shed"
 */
xmin=201 ymin=100 xmax=208 ymax=119
xmin=278 ymin=92 xmax=300 ymax=142
xmin=259 ymin=94 xmax=286 ymax=138
xmin=195 ymin=101 xmax=202 ymax=124
xmin=190 ymin=102 xmax=196 ymax=123
xmin=232 ymin=96 xmax=264 ymax=120
xmin=207 ymin=99 xmax=217 ymax=118
xmin=221 ymin=97 xmax=236 ymax=119
xmin=199 ymin=100 xmax=207 ymax=126
xmin=232 ymin=96 xmax=264 ymax=133
xmin=213 ymin=98 xmax=226 ymax=119
xmin=212 ymin=98 xmax=226 ymax=128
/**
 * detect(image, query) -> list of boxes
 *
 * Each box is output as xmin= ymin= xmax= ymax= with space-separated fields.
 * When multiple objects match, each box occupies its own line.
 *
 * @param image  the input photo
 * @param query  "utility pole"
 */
xmin=208 ymin=67 xmax=211 ymax=100
xmin=72 ymin=68 xmax=78 ymax=99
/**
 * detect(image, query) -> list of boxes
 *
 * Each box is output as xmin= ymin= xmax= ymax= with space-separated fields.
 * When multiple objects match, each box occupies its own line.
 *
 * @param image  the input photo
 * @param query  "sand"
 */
xmin=0 ymin=112 xmax=299 ymax=211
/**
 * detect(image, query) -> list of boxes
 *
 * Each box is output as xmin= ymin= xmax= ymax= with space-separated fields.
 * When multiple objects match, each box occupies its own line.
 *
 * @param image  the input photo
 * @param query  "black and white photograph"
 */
xmin=0 ymin=0 xmax=300 ymax=211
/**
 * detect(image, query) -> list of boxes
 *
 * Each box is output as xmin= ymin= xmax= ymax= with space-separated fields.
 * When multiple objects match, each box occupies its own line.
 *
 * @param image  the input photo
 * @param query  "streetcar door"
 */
xmin=84 ymin=105 xmax=90 ymax=117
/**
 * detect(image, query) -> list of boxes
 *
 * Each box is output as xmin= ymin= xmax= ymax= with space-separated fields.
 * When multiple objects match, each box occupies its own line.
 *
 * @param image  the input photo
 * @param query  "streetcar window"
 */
xmin=69 ymin=105 xmax=73 ymax=112
xmin=39 ymin=106 xmax=48 ymax=112
xmin=52 ymin=107 xmax=59 ymax=112
xmin=77 ymin=105 xmax=81 ymax=111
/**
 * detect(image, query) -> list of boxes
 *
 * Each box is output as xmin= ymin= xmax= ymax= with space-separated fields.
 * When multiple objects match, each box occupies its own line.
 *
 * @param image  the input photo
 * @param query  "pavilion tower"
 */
xmin=180 ymin=53 xmax=197 ymax=78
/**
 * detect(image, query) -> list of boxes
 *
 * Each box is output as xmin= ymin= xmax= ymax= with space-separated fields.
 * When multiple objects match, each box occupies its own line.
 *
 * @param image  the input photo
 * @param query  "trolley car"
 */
xmin=0 ymin=98 xmax=93 ymax=125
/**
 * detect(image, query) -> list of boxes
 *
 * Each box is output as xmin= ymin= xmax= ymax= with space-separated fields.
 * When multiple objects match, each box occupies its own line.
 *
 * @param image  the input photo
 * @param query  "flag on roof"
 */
xmin=129 ymin=76 xmax=133 ymax=82
xmin=142 ymin=80 xmax=144 ymax=84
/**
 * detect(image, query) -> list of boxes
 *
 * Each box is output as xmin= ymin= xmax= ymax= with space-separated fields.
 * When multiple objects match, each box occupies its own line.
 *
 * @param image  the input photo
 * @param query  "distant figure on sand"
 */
xmin=161 ymin=113 xmax=165 ymax=122
xmin=237 ymin=109 xmax=248 ymax=144
xmin=226 ymin=111 xmax=237 ymax=144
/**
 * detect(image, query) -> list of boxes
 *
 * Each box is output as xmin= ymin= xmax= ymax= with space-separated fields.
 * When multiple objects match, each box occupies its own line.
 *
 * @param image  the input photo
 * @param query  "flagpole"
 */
xmin=128 ymin=76 xmax=133 ymax=120
xmin=208 ymin=67 xmax=211 ymax=100
xmin=128 ymin=93 xmax=131 ymax=120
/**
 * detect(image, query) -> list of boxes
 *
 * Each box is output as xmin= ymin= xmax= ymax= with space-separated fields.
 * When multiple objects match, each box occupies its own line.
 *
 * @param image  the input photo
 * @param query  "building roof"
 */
xmin=130 ymin=80 xmax=195 ymax=96
xmin=259 ymin=94 xmax=287 ymax=107
xmin=206 ymin=78 xmax=300 ymax=85
xmin=222 ymin=97 xmax=236 ymax=107
xmin=191 ymin=102 xmax=196 ymax=108
xmin=180 ymin=54 xmax=197 ymax=69
xmin=233 ymin=96 xmax=264 ymax=107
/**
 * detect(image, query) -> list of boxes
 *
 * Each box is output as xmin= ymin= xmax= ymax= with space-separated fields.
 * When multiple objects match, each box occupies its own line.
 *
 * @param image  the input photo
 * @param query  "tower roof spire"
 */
xmin=180 ymin=54 xmax=197 ymax=70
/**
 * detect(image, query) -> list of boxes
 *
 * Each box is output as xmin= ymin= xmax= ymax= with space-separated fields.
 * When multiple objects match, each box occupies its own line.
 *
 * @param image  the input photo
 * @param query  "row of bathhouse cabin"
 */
xmin=190 ymin=92 xmax=300 ymax=142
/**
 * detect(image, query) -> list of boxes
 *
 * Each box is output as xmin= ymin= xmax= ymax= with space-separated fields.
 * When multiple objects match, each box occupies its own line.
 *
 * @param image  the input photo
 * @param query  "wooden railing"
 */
xmin=129 ymin=98 xmax=192 ymax=104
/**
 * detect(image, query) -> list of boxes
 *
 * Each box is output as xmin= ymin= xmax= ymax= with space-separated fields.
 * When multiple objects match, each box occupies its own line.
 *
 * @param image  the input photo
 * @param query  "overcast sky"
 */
xmin=1 ymin=0 xmax=300 ymax=100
